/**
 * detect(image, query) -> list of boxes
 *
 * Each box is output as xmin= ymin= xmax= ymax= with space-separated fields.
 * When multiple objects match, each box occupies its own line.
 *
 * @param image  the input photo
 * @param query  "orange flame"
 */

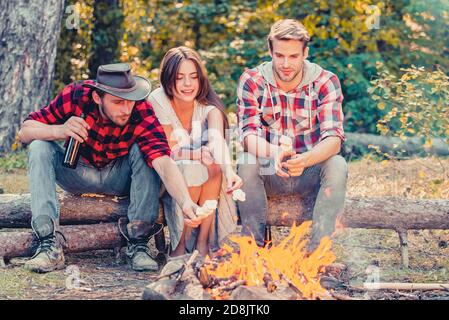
xmin=205 ymin=221 xmax=336 ymax=299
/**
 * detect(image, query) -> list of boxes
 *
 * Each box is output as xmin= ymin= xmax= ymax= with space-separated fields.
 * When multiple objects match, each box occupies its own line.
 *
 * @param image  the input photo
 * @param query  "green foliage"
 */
xmin=370 ymin=63 xmax=449 ymax=144
xmin=0 ymin=150 xmax=28 ymax=172
xmin=52 ymin=0 xmax=448 ymax=135
xmin=89 ymin=0 xmax=125 ymax=74
xmin=53 ymin=0 xmax=94 ymax=95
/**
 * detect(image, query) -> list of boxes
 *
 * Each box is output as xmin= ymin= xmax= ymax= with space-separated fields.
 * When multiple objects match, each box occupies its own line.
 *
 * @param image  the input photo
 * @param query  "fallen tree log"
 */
xmin=343 ymin=133 xmax=449 ymax=158
xmin=0 ymin=222 xmax=124 ymax=260
xmin=266 ymin=195 xmax=449 ymax=230
xmin=1 ymin=194 xmax=448 ymax=230
xmin=1 ymin=194 xmax=448 ymax=267
xmin=0 ymin=193 xmax=128 ymax=227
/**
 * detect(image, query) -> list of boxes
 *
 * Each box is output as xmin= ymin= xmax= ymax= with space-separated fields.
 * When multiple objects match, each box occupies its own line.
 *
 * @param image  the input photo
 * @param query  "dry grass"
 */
xmin=348 ymin=155 xmax=448 ymax=199
xmin=0 ymin=169 xmax=29 ymax=194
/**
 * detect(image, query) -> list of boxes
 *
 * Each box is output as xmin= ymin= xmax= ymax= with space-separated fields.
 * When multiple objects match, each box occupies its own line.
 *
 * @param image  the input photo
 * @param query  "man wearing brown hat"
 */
xmin=18 ymin=63 xmax=203 ymax=273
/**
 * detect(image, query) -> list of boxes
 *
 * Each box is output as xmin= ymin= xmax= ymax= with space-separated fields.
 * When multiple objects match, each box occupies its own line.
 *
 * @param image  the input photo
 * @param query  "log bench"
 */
xmin=1 ymin=193 xmax=448 ymax=268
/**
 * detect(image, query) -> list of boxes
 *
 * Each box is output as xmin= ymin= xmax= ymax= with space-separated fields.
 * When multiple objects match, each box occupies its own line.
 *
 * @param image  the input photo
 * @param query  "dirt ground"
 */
xmin=1 ymin=156 xmax=448 ymax=300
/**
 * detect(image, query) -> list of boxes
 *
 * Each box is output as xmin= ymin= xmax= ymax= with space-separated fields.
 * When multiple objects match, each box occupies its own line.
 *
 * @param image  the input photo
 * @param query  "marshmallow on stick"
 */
xmin=196 ymin=200 xmax=218 ymax=218
xmin=232 ymin=189 xmax=246 ymax=202
xmin=279 ymin=135 xmax=293 ymax=153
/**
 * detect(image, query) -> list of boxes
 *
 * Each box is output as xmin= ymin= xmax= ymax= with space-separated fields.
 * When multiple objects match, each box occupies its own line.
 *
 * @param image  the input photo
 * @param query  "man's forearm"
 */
xmin=152 ymin=155 xmax=192 ymax=207
xmin=18 ymin=120 xmax=60 ymax=144
xmin=243 ymin=134 xmax=280 ymax=159
xmin=302 ymin=136 xmax=342 ymax=167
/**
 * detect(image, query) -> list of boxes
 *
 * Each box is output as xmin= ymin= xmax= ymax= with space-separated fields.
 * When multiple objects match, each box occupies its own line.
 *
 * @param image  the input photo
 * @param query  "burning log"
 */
xmin=0 ymin=223 xmax=125 ymax=260
xmin=263 ymin=272 xmax=277 ymax=293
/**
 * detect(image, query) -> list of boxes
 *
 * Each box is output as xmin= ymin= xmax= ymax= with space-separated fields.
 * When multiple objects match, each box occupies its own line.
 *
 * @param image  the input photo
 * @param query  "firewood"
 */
xmin=276 ymin=270 xmax=302 ymax=298
xmin=198 ymin=266 xmax=212 ymax=288
xmin=263 ymin=272 xmax=277 ymax=293
xmin=330 ymin=292 xmax=357 ymax=300
xmin=214 ymin=280 xmax=247 ymax=292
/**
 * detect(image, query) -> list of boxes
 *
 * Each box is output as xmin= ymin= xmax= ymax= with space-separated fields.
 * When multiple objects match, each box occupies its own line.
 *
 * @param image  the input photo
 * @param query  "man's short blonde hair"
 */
xmin=267 ymin=19 xmax=311 ymax=52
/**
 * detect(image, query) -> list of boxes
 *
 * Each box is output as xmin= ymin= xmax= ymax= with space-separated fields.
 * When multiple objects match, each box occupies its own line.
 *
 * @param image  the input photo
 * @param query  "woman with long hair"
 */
xmin=148 ymin=46 xmax=242 ymax=257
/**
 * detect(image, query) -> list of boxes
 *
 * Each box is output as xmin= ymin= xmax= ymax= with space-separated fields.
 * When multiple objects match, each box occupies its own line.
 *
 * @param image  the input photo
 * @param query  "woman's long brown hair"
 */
xmin=159 ymin=46 xmax=229 ymax=131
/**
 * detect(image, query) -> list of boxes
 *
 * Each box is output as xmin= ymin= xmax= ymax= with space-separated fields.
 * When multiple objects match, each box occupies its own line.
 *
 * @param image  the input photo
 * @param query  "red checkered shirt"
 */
xmin=236 ymin=62 xmax=345 ymax=153
xmin=25 ymin=80 xmax=171 ymax=168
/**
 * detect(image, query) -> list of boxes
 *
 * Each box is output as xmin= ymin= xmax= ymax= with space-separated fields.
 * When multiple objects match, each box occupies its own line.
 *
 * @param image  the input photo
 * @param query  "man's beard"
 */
xmin=274 ymin=63 xmax=303 ymax=83
xmin=99 ymin=103 xmax=129 ymax=127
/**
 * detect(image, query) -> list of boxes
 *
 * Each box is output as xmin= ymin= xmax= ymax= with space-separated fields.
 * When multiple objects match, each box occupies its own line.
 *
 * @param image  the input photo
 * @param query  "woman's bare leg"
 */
xmin=196 ymin=164 xmax=222 ymax=257
xmin=171 ymin=186 xmax=201 ymax=257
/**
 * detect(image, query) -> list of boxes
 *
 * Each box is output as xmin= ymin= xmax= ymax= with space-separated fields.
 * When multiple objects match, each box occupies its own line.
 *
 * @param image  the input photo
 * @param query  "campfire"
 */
xmin=143 ymin=221 xmax=338 ymax=300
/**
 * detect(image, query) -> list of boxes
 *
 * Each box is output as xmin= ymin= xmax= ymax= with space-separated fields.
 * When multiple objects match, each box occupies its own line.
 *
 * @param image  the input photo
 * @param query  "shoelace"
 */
xmin=130 ymin=241 xmax=151 ymax=257
xmin=36 ymin=231 xmax=67 ymax=254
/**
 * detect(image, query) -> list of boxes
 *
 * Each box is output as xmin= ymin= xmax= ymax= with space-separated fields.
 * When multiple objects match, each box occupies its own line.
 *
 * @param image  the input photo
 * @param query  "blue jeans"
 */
xmin=27 ymin=140 xmax=161 ymax=226
xmin=237 ymin=152 xmax=348 ymax=248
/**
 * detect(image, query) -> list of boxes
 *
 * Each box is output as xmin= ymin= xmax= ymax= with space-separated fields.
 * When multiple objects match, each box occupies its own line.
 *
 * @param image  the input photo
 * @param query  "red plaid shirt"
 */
xmin=237 ymin=61 xmax=345 ymax=153
xmin=26 ymin=80 xmax=171 ymax=168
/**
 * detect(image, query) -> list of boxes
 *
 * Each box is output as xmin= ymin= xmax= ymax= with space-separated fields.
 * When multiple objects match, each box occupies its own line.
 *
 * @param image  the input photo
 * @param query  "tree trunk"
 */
xmin=0 ymin=222 xmax=124 ymax=259
xmin=0 ymin=193 xmax=128 ymax=227
xmin=343 ymin=133 xmax=449 ymax=158
xmin=0 ymin=0 xmax=65 ymax=153
xmin=266 ymin=195 xmax=449 ymax=230
xmin=1 ymin=193 xmax=448 ymax=230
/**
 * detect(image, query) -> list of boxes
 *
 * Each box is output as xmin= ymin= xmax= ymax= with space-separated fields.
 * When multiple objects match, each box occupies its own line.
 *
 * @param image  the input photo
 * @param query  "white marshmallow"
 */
xmin=232 ymin=189 xmax=246 ymax=202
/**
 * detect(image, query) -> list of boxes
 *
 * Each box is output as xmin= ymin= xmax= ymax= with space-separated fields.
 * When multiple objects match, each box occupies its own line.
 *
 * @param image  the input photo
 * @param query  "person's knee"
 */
xmin=129 ymin=143 xmax=142 ymax=159
xmin=207 ymin=163 xmax=222 ymax=180
xmin=321 ymin=155 xmax=348 ymax=185
xmin=28 ymin=140 xmax=55 ymax=161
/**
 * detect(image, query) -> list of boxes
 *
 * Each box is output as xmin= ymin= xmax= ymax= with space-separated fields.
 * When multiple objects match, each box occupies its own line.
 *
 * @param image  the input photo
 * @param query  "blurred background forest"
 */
xmin=53 ymin=0 xmax=448 ymax=137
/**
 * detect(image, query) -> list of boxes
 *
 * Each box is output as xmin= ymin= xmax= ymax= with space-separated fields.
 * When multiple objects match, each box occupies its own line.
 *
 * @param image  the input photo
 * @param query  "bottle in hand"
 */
xmin=62 ymin=113 xmax=85 ymax=169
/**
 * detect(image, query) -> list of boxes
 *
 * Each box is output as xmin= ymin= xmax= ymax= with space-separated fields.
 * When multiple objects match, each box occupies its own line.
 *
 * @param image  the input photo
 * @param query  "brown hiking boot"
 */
xmin=24 ymin=215 xmax=66 ymax=273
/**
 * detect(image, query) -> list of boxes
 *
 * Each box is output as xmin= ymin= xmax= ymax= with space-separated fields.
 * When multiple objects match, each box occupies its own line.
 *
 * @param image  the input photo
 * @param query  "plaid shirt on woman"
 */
xmin=236 ymin=61 xmax=345 ymax=153
xmin=25 ymin=80 xmax=171 ymax=168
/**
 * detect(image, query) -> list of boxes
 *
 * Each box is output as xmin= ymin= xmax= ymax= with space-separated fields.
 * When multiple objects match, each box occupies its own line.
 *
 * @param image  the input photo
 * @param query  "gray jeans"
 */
xmin=27 ymin=140 xmax=161 ymax=226
xmin=237 ymin=152 xmax=348 ymax=248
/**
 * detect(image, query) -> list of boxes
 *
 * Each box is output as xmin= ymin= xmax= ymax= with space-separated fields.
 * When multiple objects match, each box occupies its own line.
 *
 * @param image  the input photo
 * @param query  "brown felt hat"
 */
xmin=83 ymin=63 xmax=151 ymax=101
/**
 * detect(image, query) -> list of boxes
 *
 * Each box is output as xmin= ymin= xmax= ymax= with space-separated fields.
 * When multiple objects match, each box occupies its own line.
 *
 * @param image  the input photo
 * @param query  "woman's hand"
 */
xmin=181 ymin=200 xmax=202 ymax=228
xmin=200 ymin=146 xmax=215 ymax=166
xmin=226 ymin=171 xmax=243 ymax=193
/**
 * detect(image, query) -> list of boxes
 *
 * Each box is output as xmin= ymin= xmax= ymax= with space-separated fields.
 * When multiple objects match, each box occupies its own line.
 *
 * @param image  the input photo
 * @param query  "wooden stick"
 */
xmin=330 ymin=292 xmax=357 ymax=300
xmin=199 ymin=267 xmax=212 ymax=288
xmin=363 ymin=282 xmax=449 ymax=291
xmin=215 ymin=280 xmax=247 ymax=292
xmin=276 ymin=269 xmax=302 ymax=297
